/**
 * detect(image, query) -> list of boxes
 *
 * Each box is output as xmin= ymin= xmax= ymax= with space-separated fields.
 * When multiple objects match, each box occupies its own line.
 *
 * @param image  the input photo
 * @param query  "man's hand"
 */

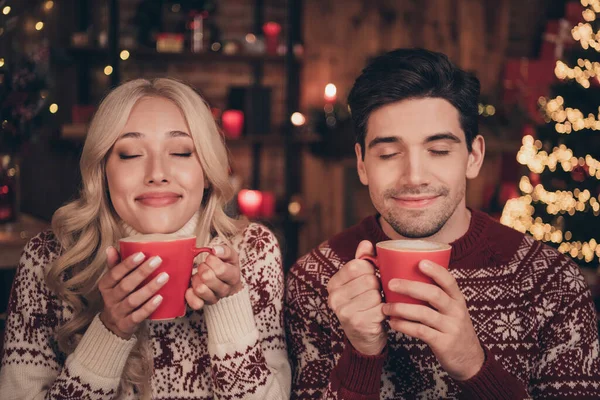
xmin=327 ymin=240 xmax=387 ymax=356
xmin=383 ymin=260 xmax=484 ymax=380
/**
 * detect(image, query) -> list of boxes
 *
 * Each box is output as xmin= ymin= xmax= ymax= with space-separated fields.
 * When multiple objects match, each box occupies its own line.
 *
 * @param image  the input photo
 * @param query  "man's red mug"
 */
xmin=361 ymin=239 xmax=452 ymax=305
xmin=119 ymin=234 xmax=213 ymax=320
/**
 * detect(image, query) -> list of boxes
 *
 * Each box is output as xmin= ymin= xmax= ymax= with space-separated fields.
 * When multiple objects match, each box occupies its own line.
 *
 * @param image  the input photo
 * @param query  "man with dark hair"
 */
xmin=285 ymin=48 xmax=600 ymax=399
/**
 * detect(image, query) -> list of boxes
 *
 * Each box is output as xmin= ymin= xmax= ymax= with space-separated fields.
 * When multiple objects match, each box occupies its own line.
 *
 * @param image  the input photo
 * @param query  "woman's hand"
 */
xmin=186 ymin=245 xmax=243 ymax=309
xmin=99 ymin=247 xmax=168 ymax=339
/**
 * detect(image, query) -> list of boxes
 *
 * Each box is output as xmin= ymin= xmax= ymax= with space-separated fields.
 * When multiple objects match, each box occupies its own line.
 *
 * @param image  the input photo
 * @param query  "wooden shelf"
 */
xmin=67 ymin=46 xmax=298 ymax=65
xmin=60 ymin=123 xmax=321 ymax=146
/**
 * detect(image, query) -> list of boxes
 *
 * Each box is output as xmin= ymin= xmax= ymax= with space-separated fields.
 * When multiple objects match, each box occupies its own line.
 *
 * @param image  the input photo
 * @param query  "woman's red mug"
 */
xmin=360 ymin=239 xmax=452 ymax=305
xmin=119 ymin=234 xmax=213 ymax=320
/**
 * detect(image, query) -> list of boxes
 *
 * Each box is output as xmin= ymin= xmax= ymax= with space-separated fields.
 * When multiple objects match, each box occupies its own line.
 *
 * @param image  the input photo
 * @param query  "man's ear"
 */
xmin=356 ymin=143 xmax=369 ymax=186
xmin=466 ymin=135 xmax=485 ymax=180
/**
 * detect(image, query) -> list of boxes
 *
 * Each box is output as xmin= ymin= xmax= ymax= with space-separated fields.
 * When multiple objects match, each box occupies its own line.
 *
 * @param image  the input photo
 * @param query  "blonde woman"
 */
xmin=0 ymin=78 xmax=291 ymax=399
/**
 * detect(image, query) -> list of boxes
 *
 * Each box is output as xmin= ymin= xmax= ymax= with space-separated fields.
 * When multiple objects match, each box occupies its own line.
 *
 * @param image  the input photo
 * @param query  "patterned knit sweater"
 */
xmin=285 ymin=209 xmax=600 ymax=399
xmin=0 ymin=223 xmax=290 ymax=399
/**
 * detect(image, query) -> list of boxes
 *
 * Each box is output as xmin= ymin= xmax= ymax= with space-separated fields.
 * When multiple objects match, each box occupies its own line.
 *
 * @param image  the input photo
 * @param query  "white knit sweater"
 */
xmin=0 ymin=217 xmax=291 ymax=399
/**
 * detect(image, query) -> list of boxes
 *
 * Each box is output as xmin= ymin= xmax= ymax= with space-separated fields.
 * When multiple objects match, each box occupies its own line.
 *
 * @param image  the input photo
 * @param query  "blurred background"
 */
xmin=0 ymin=0 xmax=599 ymax=333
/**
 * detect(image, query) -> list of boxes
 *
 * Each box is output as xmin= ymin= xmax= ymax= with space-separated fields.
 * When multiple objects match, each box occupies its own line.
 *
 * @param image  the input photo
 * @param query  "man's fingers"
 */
xmin=419 ymin=261 xmax=464 ymax=302
xmin=383 ymin=302 xmax=448 ymax=332
xmin=355 ymin=240 xmax=375 ymax=260
xmin=328 ymin=259 xmax=376 ymax=291
xmin=328 ymin=273 xmax=381 ymax=311
xmin=388 ymin=279 xmax=453 ymax=314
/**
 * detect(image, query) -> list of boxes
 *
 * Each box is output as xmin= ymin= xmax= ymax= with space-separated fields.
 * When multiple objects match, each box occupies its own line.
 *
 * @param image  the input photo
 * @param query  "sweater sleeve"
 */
xmin=0 ymin=232 xmax=137 ymax=400
xmin=285 ymin=250 xmax=385 ymax=400
xmin=204 ymin=224 xmax=291 ymax=400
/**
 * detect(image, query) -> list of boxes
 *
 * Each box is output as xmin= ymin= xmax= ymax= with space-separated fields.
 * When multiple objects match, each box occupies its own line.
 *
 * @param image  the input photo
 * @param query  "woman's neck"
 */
xmin=120 ymin=211 xmax=201 ymax=238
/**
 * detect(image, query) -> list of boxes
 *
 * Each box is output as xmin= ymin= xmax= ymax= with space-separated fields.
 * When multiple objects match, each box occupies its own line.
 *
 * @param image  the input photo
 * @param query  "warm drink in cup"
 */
xmin=361 ymin=240 xmax=452 ymax=305
xmin=119 ymin=234 xmax=213 ymax=320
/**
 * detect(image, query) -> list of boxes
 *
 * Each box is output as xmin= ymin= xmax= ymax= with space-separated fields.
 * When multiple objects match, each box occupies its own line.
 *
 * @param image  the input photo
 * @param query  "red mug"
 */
xmin=361 ymin=239 xmax=452 ymax=305
xmin=119 ymin=234 xmax=214 ymax=320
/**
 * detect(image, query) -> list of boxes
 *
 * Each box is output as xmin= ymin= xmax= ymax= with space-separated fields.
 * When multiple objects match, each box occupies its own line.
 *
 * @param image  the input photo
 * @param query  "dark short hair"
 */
xmin=348 ymin=48 xmax=480 ymax=156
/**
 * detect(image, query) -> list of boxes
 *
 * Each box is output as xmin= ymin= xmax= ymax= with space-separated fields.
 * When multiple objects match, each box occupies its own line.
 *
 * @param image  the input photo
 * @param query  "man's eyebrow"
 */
xmin=423 ymin=132 xmax=462 ymax=144
xmin=367 ymin=136 xmax=401 ymax=150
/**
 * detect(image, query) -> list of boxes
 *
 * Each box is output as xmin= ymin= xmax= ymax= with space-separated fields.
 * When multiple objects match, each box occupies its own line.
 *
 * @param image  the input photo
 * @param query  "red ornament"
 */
xmin=260 ymin=191 xmax=276 ymax=218
xmin=238 ymin=190 xmax=263 ymax=218
xmin=571 ymin=165 xmax=589 ymax=182
xmin=221 ymin=110 xmax=244 ymax=139
xmin=529 ymin=172 xmax=541 ymax=186
xmin=262 ymin=22 xmax=281 ymax=55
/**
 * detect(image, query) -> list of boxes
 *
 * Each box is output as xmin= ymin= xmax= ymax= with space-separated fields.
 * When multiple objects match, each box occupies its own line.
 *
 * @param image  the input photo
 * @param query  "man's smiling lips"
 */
xmin=392 ymin=195 xmax=440 ymax=209
xmin=135 ymin=192 xmax=182 ymax=207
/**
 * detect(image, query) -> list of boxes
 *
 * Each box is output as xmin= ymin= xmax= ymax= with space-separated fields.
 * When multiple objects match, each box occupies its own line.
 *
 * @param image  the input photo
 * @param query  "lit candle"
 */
xmin=324 ymin=83 xmax=337 ymax=103
xmin=221 ymin=110 xmax=244 ymax=139
xmin=262 ymin=22 xmax=281 ymax=55
xmin=238 ymin=190 xmax=263 ymax=218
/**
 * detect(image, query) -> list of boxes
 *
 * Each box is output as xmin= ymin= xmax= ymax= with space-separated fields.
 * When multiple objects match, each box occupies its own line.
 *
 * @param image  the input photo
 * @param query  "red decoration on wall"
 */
xmin=238 ymin=189 xmax=263 ymax=218
xmin=262 ymin=22 xmax=281 ymax=55
xmin=221 ymin=110 xmax=244 ymax=139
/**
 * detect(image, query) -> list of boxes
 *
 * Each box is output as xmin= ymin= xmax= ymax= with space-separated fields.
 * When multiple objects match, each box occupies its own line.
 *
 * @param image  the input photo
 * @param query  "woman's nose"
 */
xmin=145 ymin=156 xmax=169 ymax=184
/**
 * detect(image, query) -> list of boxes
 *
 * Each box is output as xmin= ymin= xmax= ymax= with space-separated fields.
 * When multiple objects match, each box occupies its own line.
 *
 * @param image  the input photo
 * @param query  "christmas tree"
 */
xmin=502 ymin=0 xmax=600 ymax=268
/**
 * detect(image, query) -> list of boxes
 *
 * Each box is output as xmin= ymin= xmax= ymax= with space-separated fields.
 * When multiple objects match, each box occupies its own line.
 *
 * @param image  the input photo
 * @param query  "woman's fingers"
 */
xmin=119 ymin=272 xmax=170 ymax=316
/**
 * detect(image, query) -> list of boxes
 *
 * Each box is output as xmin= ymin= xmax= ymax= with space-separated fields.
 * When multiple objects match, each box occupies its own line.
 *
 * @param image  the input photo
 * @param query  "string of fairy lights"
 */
xmin=501 ymin=0 xmax=600 ymax=264
xmin=1 ymin=1 xmax=59 ymax=114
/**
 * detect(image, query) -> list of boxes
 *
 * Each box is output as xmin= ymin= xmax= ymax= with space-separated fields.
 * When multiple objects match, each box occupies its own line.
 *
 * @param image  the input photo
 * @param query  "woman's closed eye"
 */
xmin=171 ymin=152 xmax=192 ymax=157
xmin=119 ymin=153 xmax=141 ymax=160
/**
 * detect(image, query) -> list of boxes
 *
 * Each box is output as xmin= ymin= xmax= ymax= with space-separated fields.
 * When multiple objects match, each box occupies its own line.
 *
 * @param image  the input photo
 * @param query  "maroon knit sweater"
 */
xmin=285 ymin=209 xmax=600 ymax=399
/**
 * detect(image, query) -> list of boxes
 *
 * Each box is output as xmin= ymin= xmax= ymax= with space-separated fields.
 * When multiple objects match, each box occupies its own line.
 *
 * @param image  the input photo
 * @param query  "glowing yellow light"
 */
xmin=0 ymin=58 xmax=4 ymax=68
xmin=245 ymin=33 xmax=257 ymax=44
xmin=49 ymin=103 xmax=58 ymax=114
xmin=2 ymin=6 xmax=11 ymax=15
xmin=288 ymin=201 xmax=301 ymax=216
xmin=44 ymin=1 xmax=54 ymax=11
xmin=35 ymin=21 xmax=44 ymax=31
xmin=120 ymin=50 xmax=130 ymax=60
xmin=478 ymin=104 xmax=484 ymax=115
xmin=291 ymin=112 xmax=306 ymax=126
xmin=485 ymin=105 xmax=496 ymax=116
xmin=104 ymin=65 xmax=113 ymax=75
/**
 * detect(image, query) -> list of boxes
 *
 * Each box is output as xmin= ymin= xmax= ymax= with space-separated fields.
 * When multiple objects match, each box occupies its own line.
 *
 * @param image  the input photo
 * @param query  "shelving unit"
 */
xmin=64 ymin=0 xmax=306 ymax=266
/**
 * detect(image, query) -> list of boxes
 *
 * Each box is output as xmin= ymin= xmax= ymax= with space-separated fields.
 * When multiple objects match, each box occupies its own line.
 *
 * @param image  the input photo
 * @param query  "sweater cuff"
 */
xmin=333 ymin=339 xmax=386 ymax=395
xmin=71 ymin=314 xmax=137 ymax=379
xmin=204 ymin=286 xmax=257 ymax=345
xmin=455 ymin=346 xmax=525 ymax=399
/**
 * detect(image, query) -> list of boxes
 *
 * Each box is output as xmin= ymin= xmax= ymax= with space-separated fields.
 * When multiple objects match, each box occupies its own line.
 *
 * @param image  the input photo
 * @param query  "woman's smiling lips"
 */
xmin=393 ymin=195 xmax=440 ymax=209
xmin=135 ymin=192 xmax=182 ymax=207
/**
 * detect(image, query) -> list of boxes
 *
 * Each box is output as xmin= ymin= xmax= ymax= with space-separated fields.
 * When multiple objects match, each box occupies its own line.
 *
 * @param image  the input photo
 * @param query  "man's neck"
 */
xmin=379 ymin=205 xmax=472 ymax=244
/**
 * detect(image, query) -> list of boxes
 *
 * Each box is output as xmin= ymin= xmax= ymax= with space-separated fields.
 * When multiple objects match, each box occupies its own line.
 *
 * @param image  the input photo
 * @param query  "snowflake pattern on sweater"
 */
xmin=285 ymin=210 xmax=600 ymax=399
xmin=0 ymin=223 xmax=290 ymax=399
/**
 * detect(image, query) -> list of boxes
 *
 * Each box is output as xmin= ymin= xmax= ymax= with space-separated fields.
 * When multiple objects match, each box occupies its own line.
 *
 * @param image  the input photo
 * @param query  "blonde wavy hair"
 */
xmin=48 ymin=78 xmax=245 ymax=398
